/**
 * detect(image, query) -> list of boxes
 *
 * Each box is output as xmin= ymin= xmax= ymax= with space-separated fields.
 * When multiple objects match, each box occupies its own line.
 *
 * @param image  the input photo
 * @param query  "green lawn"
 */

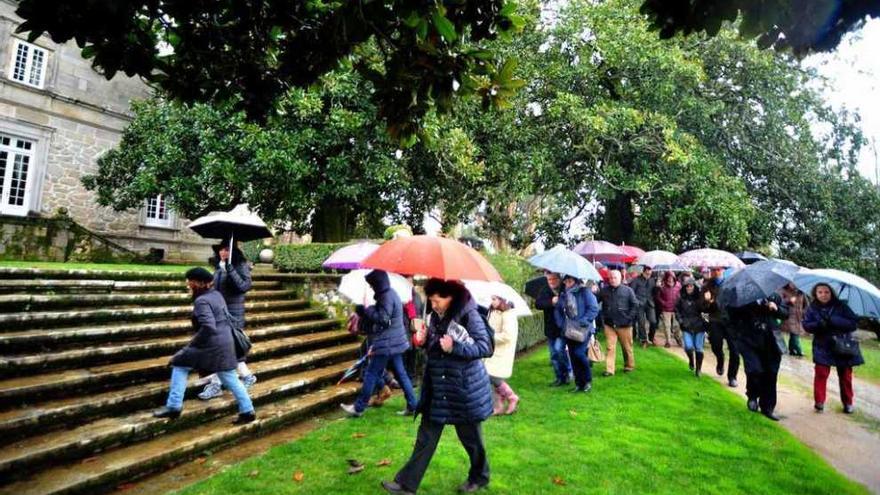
xmin=176 ymin=346 xmax=867 ymax=495
xmin=0 ymin=261 xmax=201 ymax=272
xmin=799 ymin=335 xmax=880 ymax=385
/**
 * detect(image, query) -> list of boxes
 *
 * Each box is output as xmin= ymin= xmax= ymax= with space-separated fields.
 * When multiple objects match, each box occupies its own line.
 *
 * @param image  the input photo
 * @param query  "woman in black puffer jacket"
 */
xmin=675 ymin=278 xmax=707 ymax=376
xmin=382 ymin=279 xmax=494 ymax=495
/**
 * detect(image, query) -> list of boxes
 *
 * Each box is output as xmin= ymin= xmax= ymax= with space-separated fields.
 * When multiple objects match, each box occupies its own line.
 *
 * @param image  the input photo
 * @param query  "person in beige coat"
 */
xmin=485 ymin=296 xmax=520 ymax=415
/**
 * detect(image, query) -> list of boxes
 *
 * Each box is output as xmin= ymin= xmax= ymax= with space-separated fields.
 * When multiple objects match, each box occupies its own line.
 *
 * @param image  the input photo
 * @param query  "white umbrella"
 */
xmin=463 ymin=280 xmax=533 ymax=317
xmin=635 ymin=250 xmax=681 ymax=268
xmin=188 ymin=204 xmax=273 ymax=264
xmin=338 ymin=269 xmax=413 ymax=305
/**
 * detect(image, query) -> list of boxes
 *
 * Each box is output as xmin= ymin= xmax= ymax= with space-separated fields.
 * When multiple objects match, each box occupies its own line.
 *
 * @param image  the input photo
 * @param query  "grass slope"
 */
xmin=176 ymin=347 xmax=867 ymax=495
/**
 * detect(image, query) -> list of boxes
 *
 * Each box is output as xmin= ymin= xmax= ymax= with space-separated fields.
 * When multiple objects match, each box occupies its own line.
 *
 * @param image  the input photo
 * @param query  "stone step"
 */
xmin=0 ymin=329 xmax=356 ymax=406
xmin=0 ymin=343 xmax=361 ymax=442
xmin=0 ymin=299 xmax=309 ymax=331
xmin=0 ymin=309 xmax=326 ymax=352
xmin=0 ymin=267 xmax=340 ymax=283
xmin=0 ymin=361 xmax=357 ymax=482
xmin=0 ymin=289 xmax=299 ymax=312
xmin=0 ymin=383 xmax=359 ymax=495
xmin=0 ymin=279 xmax=282 ymax=294
xmin=0 ymin=320 xmax=343 ymax=374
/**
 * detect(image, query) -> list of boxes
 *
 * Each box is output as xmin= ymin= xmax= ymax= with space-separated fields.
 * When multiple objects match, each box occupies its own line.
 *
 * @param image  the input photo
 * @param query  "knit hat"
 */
xmin=185 ymin=267 xmax=214 ymax=283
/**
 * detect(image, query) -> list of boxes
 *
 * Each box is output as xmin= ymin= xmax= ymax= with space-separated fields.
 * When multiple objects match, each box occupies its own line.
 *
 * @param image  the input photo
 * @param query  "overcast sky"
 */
xmin=804 ymin=17 xmax=880 ymax=183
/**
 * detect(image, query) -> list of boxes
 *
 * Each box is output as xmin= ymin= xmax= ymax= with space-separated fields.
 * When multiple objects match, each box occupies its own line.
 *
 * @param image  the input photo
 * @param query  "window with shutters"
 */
xmin=8 ymin=39 xmax=47 ymax=88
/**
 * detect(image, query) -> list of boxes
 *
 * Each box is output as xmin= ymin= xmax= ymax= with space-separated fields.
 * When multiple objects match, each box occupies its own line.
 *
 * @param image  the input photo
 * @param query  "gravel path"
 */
xmin=661 ymin=344 xmax=880 ymax=493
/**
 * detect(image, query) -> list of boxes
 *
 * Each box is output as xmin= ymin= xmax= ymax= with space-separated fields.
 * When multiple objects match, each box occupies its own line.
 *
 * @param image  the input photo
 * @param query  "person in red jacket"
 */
xmin=655 ymin=271 xmax=682 ymax=347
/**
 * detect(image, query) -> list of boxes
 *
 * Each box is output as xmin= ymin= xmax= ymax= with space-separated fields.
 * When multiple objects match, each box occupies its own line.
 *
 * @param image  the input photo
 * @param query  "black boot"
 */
xmin=686 ymin=350 xmax=695 ymax=370
xmin=695 ymin=352 xmax=704 ymax=377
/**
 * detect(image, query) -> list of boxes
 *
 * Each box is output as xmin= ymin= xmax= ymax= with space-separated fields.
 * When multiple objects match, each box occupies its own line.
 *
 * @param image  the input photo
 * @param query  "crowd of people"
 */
xmin=146 ymin=240 xmax=868 ymax=495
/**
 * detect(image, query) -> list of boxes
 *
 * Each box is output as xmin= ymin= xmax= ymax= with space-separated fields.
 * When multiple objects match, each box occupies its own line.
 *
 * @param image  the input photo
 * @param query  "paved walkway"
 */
xmin=661 ymin=344 xmax=880 ymax=494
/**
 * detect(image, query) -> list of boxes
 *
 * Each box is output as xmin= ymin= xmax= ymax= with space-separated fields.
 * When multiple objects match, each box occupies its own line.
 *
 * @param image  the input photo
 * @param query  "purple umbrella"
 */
xmin=322 ymin=242 xmax=380 ymax=270
xmin=572 ymin=240 xmax=629 ymax=263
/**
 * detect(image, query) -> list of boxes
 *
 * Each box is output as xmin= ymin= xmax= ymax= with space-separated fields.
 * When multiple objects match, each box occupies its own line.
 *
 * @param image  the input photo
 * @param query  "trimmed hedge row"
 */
xmin=485 ymin=251 xmax=539 ymax=295
xmin=273 ymin=243 xmax=350 ymax=272
xmin=516 ymin=312 xmax=546 ymax=351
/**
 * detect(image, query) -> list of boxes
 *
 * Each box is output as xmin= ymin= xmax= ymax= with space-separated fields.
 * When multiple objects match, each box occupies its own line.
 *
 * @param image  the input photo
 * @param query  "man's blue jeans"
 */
xmin=166 ymin=366 xmax=254 ymax=414
xmin=355 ymin=353 xmax=418 ymax=413
xmin=548 ymin=336 xmax=571 ymax=382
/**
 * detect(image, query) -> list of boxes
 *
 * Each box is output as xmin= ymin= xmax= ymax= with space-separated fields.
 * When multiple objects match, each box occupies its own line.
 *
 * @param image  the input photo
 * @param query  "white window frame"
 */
xmin=0 ymin=133 xmax=36 ymax=217
xmin=8 ymin=39 xmax=48 ymax=89
xmin=142 ymin=194 xmax=175 ymax=228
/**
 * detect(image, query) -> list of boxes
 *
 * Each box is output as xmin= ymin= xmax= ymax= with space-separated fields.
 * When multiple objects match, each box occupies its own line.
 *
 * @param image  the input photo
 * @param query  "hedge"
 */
xmin=273 ymin=243 xmax=350 ymax=272
xmin=516 ymin=312 xmax=546 ymax=351
xmin=485 ymin=251 xmax=539 ymax=296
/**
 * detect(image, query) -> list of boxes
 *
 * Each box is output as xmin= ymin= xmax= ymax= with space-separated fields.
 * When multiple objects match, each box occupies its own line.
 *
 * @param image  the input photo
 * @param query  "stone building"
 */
xmin=0 ymin=0 xmax=211 ymax=262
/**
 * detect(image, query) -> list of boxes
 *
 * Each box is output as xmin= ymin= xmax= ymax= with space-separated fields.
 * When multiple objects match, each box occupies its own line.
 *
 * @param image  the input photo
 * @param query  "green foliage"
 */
xmin=515 ymin=312 xmax=545 ymax=351
xmin=273 ymin=243 xmax=350 ymax=273
xmin=383 ymin=225 xmax=413 ymax=240
xmin=240 ymin=240 xmax=265 ymax=264
xmin=175 ymin=347 xmax=867 ymax=495
xmin=14 ymin=0 xmax=524 ymax=140
xmin=484 ymin=251 xmax=537 ymax=296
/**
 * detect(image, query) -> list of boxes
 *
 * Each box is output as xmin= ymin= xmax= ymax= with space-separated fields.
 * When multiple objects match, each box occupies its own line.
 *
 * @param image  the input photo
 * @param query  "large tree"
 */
xmin=15 ymin=0 xmax=876 ymax=138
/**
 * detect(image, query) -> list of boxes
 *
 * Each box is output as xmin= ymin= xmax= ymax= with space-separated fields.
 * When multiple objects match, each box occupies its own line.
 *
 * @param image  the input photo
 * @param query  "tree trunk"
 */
xmin=601 ymin=192 xmax=635 ymax=244
xmin=311 ymin=197 xmax=355 ymax=242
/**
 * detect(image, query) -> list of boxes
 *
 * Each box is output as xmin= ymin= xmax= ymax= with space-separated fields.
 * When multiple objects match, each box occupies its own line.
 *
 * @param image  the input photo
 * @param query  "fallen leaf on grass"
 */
xmin=347 ymin=465 xmax=365 ymax=475
xmin=377 ymin=459 xmax=392 ymax=467
xmin=552 ymin=476 xmax=566 ymax=486
xmin=293 ymin=471 xmax=304 ymax=482
xmin=568 ymin=409 xmax=578 ymax=416
xmin=247 ymin=470 xmax=260 ymax=478
xmin=194 ymin=457 xmax=207 ymax=465
xmin=352 ymin=432 xmax=366 ymax=439
xmin=347 ymin=459 xmax=364 ymax=467
xmin=117 ymin=483 xmax=136 ymax=491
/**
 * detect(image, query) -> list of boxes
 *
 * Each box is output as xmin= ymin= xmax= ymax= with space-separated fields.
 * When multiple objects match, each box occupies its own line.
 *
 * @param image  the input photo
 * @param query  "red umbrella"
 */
xmin=361 ymin=235 xmax=502 ymax=282
xmin=619 ymin=244 xmax=645 ymax=262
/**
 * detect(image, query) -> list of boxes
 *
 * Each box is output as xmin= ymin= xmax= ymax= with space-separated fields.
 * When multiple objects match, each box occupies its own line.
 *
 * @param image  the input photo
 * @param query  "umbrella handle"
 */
xmin=229 ymin=233 xmax=234 ymax=265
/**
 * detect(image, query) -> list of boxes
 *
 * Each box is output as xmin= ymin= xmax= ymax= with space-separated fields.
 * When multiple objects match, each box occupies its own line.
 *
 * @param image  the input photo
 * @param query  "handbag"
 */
xmin=346 ymin=313 xmax=361 ymax=335
xmin=225 ymin=308 xmax=252 ymax=359
xmin=587 ymin=335 xmax=605 ymax=362
xmin=831 ymin=333 xmax=861 ymax=358
xmin=563 ymin=292 xmax=588 ymax=343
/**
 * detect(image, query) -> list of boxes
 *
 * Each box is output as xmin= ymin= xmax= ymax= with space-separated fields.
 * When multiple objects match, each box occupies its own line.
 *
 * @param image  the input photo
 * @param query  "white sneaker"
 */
xmin=242 ymin=374 xmax=257 ymax=389
xmin=340 ymin=403 xmax=362 ymax=417
xmin=198 ymin=382 xmax=223 ymax=400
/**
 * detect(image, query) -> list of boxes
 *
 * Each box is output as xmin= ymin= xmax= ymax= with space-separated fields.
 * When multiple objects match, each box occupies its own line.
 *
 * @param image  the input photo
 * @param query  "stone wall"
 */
xmin=0 ymin=212 xmax=138 ymax=262
xmin=0 ymin=1 xmax=212 ymax=262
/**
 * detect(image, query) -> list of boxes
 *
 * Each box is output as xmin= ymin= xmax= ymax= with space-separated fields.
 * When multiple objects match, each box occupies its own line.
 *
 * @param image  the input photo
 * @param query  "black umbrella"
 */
xmin=735 ymin=251 xmax=768 ymax=265
xmin=524 ymin=275 xmax=549 ymax=300
xmin=718 ymin=260 xmax=800 ymax=308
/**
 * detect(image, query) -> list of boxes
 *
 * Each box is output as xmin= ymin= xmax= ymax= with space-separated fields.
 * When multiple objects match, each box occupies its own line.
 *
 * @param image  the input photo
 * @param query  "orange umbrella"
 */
xmin=360 ymin=235 xmax=502 ymax=282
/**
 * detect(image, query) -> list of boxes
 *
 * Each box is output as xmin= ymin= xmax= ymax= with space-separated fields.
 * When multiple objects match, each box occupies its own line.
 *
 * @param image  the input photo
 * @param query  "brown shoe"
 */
xmin=641 ymin=342 xmax=648 ymax=349
xmin=369 ymin=385 xmax=393 ymax=407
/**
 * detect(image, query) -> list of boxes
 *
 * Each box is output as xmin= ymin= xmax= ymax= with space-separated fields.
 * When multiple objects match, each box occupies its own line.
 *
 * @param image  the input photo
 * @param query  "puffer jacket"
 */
xmin=803 ymin=300 xmax=864 ymax=368
xmin=355 ymin=270 xmax=410 ymax=356
xmin=213 ymin=259 xmax=252 ymax=327
xmin=675 ymin=282 xmax=705 ymax=334
xmin=170 ymin=289 xmax=238 ymax=374
xmin=418 ymin=295 xmax=494 ymax=425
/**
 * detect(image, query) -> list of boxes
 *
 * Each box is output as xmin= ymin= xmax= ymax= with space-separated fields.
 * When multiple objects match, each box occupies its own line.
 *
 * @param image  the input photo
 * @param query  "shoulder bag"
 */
xmin=225 ymin=308 xmax=252 ymax=359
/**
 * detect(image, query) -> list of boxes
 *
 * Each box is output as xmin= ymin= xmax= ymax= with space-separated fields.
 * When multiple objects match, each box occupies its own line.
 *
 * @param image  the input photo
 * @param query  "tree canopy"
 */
xmin=15 ymin=0 xmax=876 ymax=138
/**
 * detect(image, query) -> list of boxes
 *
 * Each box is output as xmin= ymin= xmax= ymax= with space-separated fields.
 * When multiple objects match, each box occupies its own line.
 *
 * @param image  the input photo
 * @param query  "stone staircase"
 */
xmin=0 ymin=266 xmax=360 ymax=495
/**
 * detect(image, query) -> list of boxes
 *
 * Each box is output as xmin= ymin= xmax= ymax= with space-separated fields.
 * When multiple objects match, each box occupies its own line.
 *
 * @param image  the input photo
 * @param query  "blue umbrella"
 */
xmin=736 ymin=251 xmax=768 ymax=265
xmin=718 ymin=260 xmax=800 ymax=308
xmin=794 ymin=269 xmax=880 ymax=319
xmin=528 ymin=246 xmax=601 ymax=281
